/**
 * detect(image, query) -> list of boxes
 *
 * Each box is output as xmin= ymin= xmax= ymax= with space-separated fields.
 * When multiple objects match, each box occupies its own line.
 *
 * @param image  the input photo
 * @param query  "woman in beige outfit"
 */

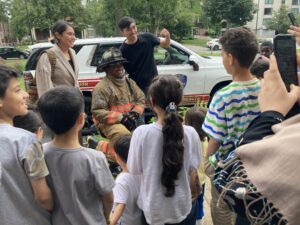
xmin=36 ymin=20 xmax=80 ymax=142
xmin=36 ymin=20 xmax=79 ymax=97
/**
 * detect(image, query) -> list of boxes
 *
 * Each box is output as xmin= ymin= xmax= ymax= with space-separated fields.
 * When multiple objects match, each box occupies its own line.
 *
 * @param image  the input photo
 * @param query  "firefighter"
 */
xmin=91 ymin=47 xmax=145 ymax=156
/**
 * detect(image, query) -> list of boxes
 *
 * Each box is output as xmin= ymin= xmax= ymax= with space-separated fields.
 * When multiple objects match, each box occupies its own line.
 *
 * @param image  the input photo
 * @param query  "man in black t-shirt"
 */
xmin=118 ymin=16 xmax=170 ymax=94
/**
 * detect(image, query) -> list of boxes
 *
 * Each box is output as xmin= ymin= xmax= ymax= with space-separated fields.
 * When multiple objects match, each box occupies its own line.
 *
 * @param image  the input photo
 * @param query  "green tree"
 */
xmin=10 ymin=0 xmax=86 ymax=39
xmin=202 ymin=0 xmax=255 ymax=30
xmin=30 ymin=0 xmax=86 ymax=30
xmin=162 ymin=11 xmax=194 ymax=41
xmin=0 ymin=0 xmax=9 ymax=22
xmin=97 ymin=0 xmax=195 ymax=37
xmin=85 ymin=0 xmax=105 ymax=36
xmin=102 ymin=0 xmax=131 ymax=36
xmin=85 ymin=0 xmax=135 ymax=36
xmin=266 ymin=5 xmax=290 ymax=34
xmin=186 ymin=0 xmax=207 ymax=28
xmin=137 ymin=0 xmax=180 ymax=34
xmin=10 ymin=0 xmax=28 ymax=39
xmin=84 ymin=0 xmax=198 ymax=39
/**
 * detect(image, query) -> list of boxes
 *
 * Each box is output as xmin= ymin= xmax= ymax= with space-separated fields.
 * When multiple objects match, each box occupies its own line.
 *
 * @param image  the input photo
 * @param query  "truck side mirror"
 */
xmin=188 ymin=60 xmax=199 ymax=71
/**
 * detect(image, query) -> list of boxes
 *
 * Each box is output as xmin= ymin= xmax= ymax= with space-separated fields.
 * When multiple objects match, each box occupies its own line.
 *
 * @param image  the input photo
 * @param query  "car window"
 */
xmin=25 ymin=48 xmax=48 ymax=70
xmin=25 ymin=44 xmax=84 ymax=71
xmin=154 ymin=45 xmax=189 ymax=65
xmin=73 ymin=45 xmax=83 ymax=54
xmin=91 ymin=43 xmax=122 ymax=67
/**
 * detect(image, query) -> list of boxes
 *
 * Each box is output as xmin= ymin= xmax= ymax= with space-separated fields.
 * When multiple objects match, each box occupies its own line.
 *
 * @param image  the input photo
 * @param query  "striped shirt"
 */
xmin=202 ymin=79 xmax=261 ymax=159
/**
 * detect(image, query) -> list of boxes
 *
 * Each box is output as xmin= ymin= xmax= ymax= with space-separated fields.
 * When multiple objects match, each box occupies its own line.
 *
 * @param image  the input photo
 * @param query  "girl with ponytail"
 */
xmin=127 ymin=75 xmax=201 ymax=225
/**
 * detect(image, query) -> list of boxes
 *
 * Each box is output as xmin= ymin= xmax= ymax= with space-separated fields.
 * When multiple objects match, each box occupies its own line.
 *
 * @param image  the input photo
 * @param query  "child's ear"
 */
xmin=77 ymin=112 xmax=85 ymax=128
xmin=0 ymin=99 xmax=3 ymax=108
xmin=115 ymin=153 xmax=123 ymax=167
xmin=35 ymin=127 xmax=44 ymax=140
xmin=115 ymin=153 xmax=120 ymax=163
xmin=228 ymin=53 xmax=234 ymax=66
xmin=149 ymin=97 xmax=155 ymax=108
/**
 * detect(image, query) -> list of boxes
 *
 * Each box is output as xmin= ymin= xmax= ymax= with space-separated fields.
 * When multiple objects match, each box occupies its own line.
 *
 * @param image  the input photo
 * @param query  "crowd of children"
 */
xmin=2 ymin=25 xmax=300 ymax=225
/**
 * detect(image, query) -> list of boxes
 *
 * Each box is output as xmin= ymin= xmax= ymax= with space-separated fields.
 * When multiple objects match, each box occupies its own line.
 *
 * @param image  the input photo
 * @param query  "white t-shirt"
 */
xmin=113 ymin=173 xmax=142 ymax=225
xmin=127 ymin=123 xmax=201 ymax=225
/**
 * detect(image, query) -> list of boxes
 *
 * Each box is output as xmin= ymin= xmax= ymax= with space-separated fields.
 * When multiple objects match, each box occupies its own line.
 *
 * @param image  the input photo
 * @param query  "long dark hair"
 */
xmin=52 ymin=20 xmax=74 ymax=43
xmin=148 ymin=75 xmax=184 ymax=197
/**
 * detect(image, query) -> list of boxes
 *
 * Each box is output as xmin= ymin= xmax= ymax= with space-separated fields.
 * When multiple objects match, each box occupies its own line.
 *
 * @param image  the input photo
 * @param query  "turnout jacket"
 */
xmin=91 ymin=74 xmax=145 ymax=128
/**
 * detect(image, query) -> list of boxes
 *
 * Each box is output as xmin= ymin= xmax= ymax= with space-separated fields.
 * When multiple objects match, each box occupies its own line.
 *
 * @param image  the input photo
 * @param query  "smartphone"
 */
xmin=273 ymin=34 xmax=298 ymax=91
xmin=288 ymin=12 xmax=299 ymax=26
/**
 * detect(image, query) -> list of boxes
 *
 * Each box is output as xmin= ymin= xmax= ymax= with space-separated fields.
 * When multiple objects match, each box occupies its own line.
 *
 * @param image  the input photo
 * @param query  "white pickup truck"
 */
xmin=24 ymin=37 xmax=231 ymax=132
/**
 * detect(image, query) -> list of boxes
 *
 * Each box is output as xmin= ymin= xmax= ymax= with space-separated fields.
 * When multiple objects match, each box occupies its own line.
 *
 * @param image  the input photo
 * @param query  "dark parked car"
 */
xmin=0 ymin=47 xmax=29 ymax=59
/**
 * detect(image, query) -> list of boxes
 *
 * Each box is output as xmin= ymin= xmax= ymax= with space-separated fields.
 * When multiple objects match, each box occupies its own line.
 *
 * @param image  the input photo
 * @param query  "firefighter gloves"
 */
xmin=120 ymin=113 xmax=138 ymax=131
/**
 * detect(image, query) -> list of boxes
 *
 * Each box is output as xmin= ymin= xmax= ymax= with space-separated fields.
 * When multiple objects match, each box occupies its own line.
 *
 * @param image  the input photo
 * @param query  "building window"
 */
xmin=263 ymin=18 xmax=271 ymax=26
xmin=265 ymin=0 xmax=273 ymax=4
xmin=291 ymin=8 xmax=299 ymax=14
xmin=264 ymin=8 xmax=272 ymax=15
xmin=292 ymin=0 xmax=299 ymax=5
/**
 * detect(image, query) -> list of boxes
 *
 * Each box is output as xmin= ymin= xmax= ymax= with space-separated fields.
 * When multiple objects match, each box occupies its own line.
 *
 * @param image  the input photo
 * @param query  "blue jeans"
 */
xmin=196 ymin=184 xmax=205 ymax=220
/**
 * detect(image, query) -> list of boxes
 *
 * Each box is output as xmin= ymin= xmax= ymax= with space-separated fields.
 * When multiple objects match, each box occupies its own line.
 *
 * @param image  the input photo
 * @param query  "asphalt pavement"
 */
xmin=182 ymin=43 xmax=216 ymax=225
xmin=201 ymin=176 xmax=213 ymax=225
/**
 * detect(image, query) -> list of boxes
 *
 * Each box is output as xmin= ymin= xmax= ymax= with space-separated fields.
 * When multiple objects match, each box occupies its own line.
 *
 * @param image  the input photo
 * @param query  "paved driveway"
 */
xmin=201 ymin=176 xmax=213 ymax=225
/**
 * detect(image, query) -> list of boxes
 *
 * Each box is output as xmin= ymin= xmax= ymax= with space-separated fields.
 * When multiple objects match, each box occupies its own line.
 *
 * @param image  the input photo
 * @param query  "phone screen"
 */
xmin=288 ymin=13 xmax=299 ymax=26
xmin=274 ymin=35 xmax=298 ymax=90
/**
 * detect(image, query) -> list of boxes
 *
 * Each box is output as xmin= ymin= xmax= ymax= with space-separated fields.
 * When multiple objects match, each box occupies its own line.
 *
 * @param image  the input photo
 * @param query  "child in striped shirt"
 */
xmin=202 ymin=27 xmax=261 ymax=225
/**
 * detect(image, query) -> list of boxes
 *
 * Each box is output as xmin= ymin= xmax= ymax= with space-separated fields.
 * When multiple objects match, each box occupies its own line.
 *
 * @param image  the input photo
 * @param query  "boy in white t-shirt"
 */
xmin=110 ymin=135 xmax=142 ymax=225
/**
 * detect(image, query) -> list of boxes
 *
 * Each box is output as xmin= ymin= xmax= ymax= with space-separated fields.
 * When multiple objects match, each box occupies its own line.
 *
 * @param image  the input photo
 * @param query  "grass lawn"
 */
xmin=0 ymin=59 xmax=27 ymax=90
xmin=180 ymin=38 xmax=209 ymax=47
xmin=16 ymin=44 xmax=30 ymax=50
xmin=0 ymin=59 xmax=27 ymax=72
xmin=197 ymin=51 xmax=221 ymax=57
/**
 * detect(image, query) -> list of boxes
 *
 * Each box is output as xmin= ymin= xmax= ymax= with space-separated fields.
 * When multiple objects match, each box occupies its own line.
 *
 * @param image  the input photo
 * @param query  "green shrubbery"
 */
xmin=0 ymin=59 xmax=26 ymax=73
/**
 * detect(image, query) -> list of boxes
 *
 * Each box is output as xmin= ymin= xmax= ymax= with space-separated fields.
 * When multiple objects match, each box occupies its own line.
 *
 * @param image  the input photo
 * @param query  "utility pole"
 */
xmin=24 ymin=0 xmax=33 ymax=44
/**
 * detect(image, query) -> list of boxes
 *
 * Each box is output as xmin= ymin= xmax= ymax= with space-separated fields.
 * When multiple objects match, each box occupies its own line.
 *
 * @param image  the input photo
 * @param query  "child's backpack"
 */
xmin=26 ymin=49 xmax=56 ymax=105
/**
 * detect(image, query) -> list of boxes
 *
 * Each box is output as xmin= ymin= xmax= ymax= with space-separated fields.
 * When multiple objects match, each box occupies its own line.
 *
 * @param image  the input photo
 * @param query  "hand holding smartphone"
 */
xmin=273 ymin=34 xmax=298 ymax=91
xmin=288 ymin=12 xmax=299 ymax=27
